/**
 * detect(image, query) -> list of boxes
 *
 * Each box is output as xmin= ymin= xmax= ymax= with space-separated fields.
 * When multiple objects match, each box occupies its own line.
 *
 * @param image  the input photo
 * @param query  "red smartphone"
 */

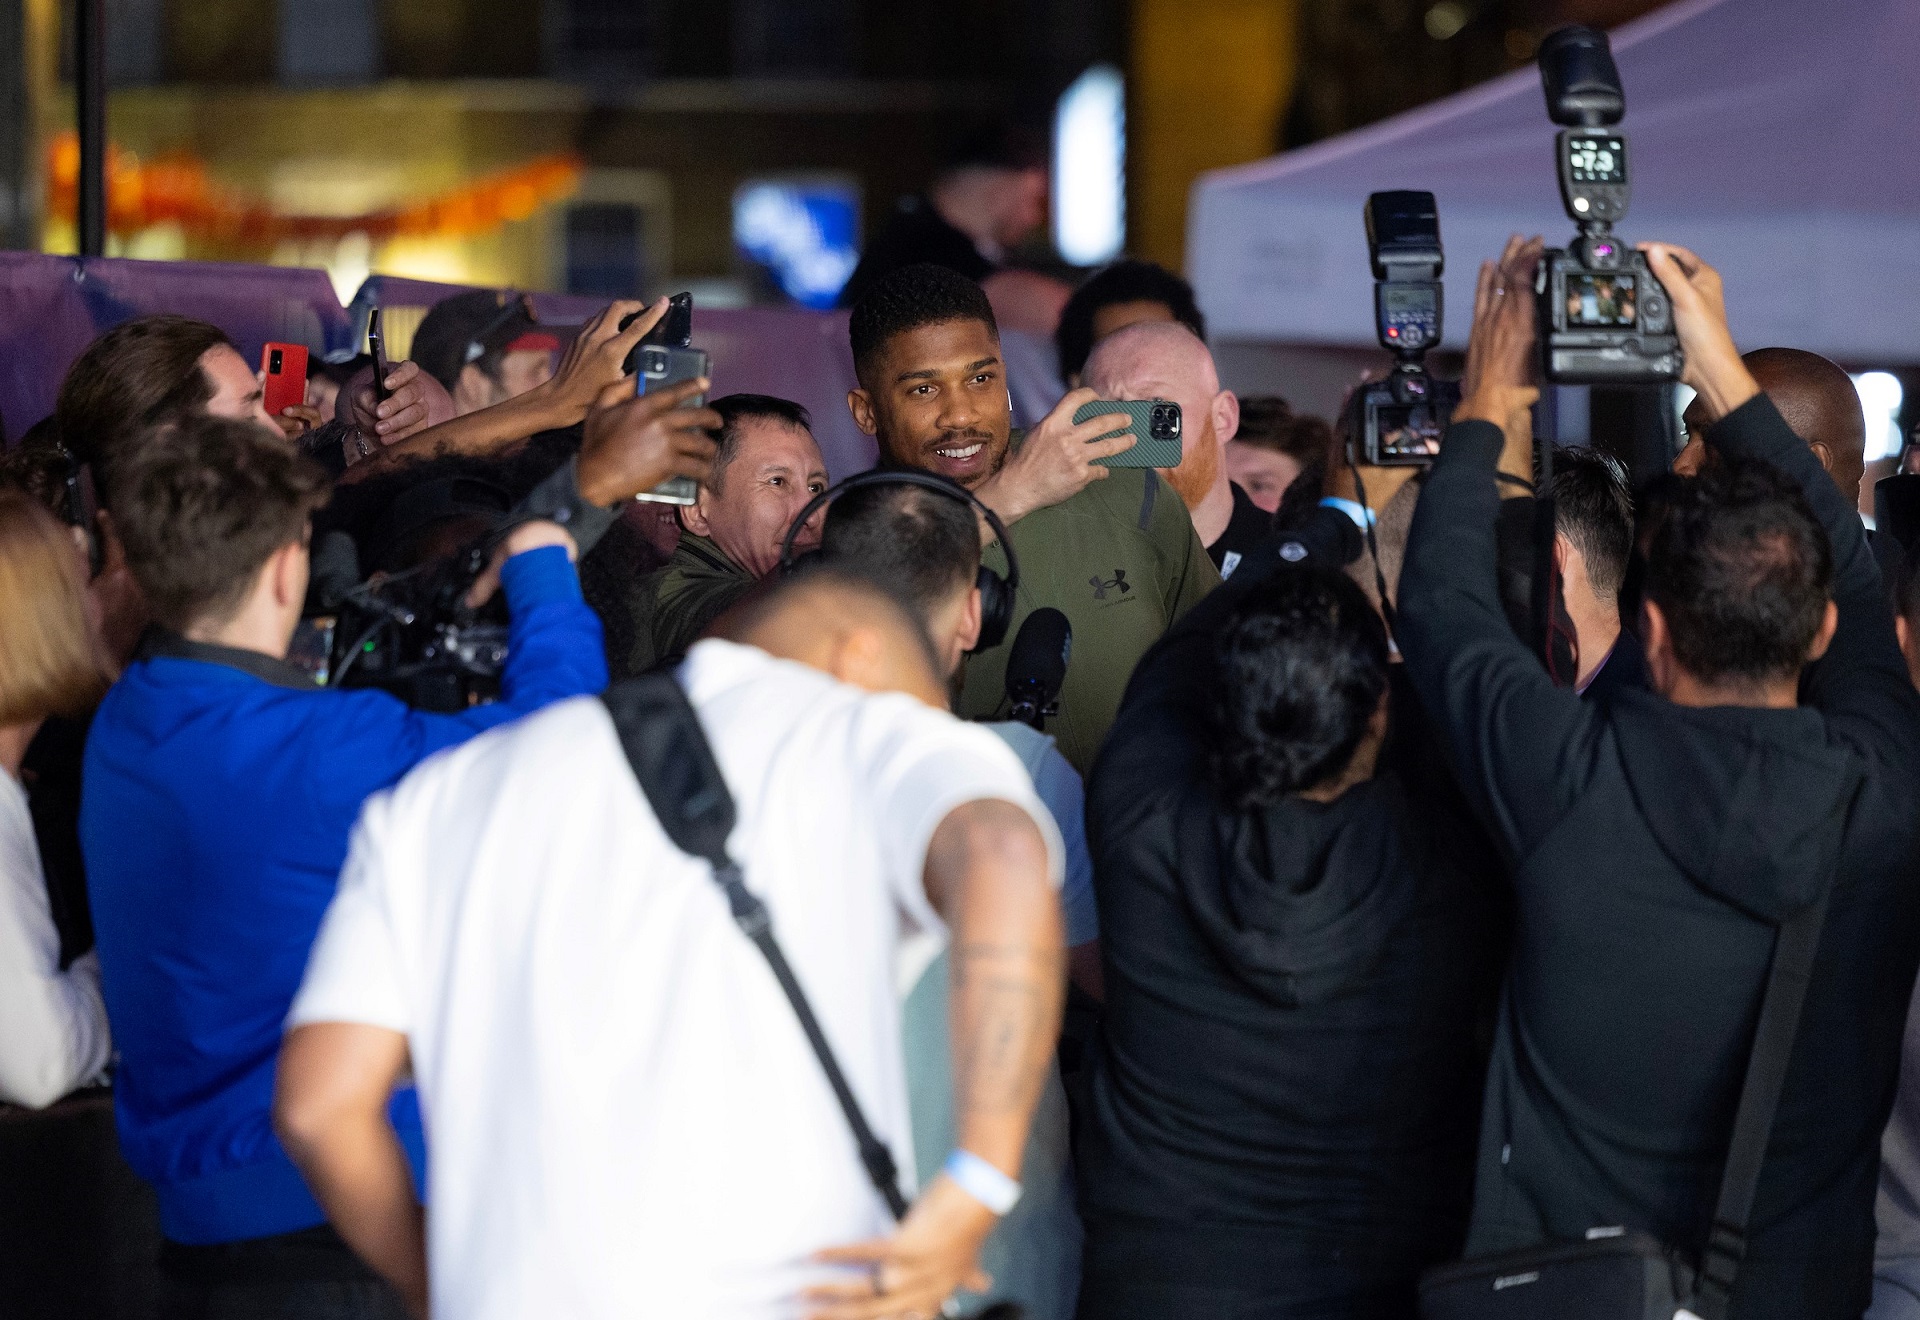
xmin=261 ymin=342 xmax=309 ymax=417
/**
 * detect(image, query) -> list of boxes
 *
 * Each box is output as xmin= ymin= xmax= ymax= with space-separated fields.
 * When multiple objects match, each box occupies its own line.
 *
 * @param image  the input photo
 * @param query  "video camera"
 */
xmin=299 ymin=478 xmax=516 ymax=713
xmin=1358 ymin=190 xmax=1459 ymax=465
xmin=324 ymin=543 xmax=507 ymax=713
xmin=1534 ymin=25 xmax=1680 ymax=384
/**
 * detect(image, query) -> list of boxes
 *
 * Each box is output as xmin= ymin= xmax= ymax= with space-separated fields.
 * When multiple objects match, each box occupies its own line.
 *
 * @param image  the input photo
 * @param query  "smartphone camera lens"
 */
xmin=641 ymin=347 xmax=668 ymax=374
xmin=1151 ymin=404 xmax=1179 ymax=440
xmin=269 ymin=349 xmax=283 ymax=373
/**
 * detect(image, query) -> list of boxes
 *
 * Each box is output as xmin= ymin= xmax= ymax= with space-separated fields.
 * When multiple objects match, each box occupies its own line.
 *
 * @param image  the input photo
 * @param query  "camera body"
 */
xmin=328 ymin=541 xmax=508 ymax=713
xmin=1534 ymin=27 xmax=1680 ymax=385
xmin=1359 ymin=190 xmax=1459 ymax=465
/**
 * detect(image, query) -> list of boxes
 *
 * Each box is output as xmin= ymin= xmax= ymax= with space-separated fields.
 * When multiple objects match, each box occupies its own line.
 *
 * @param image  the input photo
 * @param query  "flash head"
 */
xmin=1538 ymin=25 xmax=1625 ymax=128
xmin=1365 ymin=190 xmax=1443 ymax=282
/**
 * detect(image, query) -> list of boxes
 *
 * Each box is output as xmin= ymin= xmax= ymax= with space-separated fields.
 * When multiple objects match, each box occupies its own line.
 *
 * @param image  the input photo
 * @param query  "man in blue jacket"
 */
xmin=79 ymin=412 xmax=648 ymax=1318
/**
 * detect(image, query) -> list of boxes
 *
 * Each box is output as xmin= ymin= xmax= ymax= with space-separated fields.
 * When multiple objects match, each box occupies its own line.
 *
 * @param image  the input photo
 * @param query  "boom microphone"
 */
xmin=1005 ymin=607 xmax=1071 ymax=732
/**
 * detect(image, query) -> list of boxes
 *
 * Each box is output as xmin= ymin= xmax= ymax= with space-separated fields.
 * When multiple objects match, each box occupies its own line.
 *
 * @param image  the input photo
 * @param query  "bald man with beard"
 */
xmin=1082 ymin=321 xmax=1275 ymax=577
xmin=1678 ymin=347 xmax=1867 ymax=509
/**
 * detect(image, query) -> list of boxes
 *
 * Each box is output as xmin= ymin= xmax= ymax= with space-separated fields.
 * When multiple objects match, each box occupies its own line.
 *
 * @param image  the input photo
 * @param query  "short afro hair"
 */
xmin=849 ymin=263 xmax=997 ymax=386
xmin=1056 ymin=260 xmax=1206 ymax=382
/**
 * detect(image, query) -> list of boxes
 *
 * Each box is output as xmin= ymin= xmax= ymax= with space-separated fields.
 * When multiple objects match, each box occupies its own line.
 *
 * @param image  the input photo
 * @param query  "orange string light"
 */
xmin=45 ymin=132 xmax=584 ymax=245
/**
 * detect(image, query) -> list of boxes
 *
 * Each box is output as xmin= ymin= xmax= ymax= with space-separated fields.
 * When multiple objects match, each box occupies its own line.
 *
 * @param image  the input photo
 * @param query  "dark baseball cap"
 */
xmin=409 ymin=290 xmax=566 ymax=393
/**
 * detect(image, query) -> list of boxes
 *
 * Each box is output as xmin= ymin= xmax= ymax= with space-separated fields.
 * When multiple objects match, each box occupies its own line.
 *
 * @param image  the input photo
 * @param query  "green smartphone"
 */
xmin=1075 ymin=398 xmax=1183 ymax=468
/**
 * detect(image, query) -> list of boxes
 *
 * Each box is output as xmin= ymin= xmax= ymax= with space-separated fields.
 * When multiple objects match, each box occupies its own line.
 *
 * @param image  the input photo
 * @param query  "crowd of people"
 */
xmin=4 ymin=188 xmax=1920 ymax=1320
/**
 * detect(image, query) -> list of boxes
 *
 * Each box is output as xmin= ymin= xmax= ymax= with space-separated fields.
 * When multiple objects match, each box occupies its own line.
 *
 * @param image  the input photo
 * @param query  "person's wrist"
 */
xmin=1684 ymin=340 xmax=1759 ymax=425
xmin=941 ymin=1149 xmax=1021 ymax=1217
xmin=974 ymin=471 xmax=1025 ymax=528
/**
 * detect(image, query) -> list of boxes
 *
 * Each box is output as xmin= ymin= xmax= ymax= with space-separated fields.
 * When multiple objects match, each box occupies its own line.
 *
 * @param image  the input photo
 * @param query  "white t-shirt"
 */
xmin=290 ymin=640 xmax=1063 ymax=1320
xmin=0 ymin=767 xmax=111 ymax=1108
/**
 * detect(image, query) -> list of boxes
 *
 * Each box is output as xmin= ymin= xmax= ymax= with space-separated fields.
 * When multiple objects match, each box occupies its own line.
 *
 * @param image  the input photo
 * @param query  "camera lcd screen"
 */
xmin=1567 ymin=136 xmax=1626 ymax=184
xmin=1381 ymin=285 xmax=1437 ymax=315
xmin=1373 ymin=403 xmax=1445 ymax=459
xmin=1565 ymin=273 xmax=1638 ymax=327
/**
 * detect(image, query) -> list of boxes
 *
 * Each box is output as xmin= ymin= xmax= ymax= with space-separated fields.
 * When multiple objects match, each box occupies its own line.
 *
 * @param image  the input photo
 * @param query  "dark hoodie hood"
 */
xmin=1173 ymin=775 xmax=1436 ymax=1010
xmin=1608 ymin=687 xmax=1863 ymax=921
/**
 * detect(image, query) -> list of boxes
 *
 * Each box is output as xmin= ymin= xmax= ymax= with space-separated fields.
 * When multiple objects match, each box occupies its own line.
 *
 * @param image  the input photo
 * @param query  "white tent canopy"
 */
xmin=1187 ymin=0 xmax=1920 ymax=363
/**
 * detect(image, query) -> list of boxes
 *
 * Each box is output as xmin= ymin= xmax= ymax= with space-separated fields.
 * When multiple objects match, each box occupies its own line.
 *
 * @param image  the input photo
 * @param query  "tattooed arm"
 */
xmin=805 ymin=797 xmax=1064 ymax=1320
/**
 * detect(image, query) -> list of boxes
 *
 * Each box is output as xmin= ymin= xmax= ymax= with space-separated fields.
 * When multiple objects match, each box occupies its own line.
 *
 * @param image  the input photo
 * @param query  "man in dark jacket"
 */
xmin=1077 ymin=546 xmax=1504 ymax=1318
xmin=1397 ymin=235 xmax=1920 ymax=1319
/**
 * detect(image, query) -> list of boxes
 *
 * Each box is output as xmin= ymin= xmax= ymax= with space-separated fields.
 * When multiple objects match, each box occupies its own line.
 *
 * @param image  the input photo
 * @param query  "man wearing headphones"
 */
xmin=846 ymin=264 xmax=1218 ymax=774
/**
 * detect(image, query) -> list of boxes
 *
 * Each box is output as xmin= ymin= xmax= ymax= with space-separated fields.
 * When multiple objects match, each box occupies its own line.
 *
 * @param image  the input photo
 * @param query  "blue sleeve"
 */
xmin=317 ymin=546 xmax=608 ymax=807
xmin=1031 ymin=746 xmax=1099 ymax=946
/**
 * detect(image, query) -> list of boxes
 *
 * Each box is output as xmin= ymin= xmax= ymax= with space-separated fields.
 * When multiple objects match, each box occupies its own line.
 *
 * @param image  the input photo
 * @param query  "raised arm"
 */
xmin=342 ymin=298 xmax=671 ymax=480
xmin=806 ymin=797 xmax=1062 ymax=1320
xmin=1642 ymin=242 xmax=1920 ymax=762
xmin=1396 ymin=235 xmax=1599 ymax=858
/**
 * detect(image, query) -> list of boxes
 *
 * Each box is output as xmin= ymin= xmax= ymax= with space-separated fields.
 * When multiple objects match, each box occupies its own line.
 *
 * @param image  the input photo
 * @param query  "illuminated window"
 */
xmin=1053 ymin=65 xmax=1125 ymax=267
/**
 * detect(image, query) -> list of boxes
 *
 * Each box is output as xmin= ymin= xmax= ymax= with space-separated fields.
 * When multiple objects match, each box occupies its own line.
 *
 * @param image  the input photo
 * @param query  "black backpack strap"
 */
xmin=600 ymin=675 xmax=912 ymax=1222
xmin=1690 ymin=779 xmax=1863 ymax=1320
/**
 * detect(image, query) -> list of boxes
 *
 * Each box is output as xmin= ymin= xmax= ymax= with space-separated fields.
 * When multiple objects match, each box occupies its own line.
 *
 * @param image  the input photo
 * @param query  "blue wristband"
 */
xmin=943 ymin=1149 xmax=1022 ymax=1215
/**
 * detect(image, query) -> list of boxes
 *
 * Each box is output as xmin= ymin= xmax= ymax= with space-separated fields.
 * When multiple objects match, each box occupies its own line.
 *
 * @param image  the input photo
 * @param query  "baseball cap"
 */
xmin=409 ymin=290 xmax=566 ymax=393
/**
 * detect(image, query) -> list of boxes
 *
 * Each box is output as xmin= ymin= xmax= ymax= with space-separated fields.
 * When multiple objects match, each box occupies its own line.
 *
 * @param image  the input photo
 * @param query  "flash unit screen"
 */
xmin=1567 ymin=136 xmax=1626 ymax=184
xmin=1566 ymin=273 xmax=1638 ymax=327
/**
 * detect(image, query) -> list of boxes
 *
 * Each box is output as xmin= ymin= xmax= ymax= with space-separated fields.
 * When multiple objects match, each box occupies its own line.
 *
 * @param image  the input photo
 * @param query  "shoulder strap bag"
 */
xmin=1418 ymin=782 xmax=1862 ymax=1320
xmin=599 ymin=674 xmax=1022 ymax=1320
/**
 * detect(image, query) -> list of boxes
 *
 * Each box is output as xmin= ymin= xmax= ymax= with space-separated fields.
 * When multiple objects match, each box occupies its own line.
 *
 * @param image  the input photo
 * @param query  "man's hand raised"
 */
xmin=576 ymin=376 xmax=721 ymax=507
xmin=974 ymin=387 xmax=1135 ymax=531
xmin=534 ymin=297 xmax=665 ymax=426
xmin=346 ymin=359 xmax=456 ymax=448
xmin=1639 ymin=242 xmax=1759 ymax=426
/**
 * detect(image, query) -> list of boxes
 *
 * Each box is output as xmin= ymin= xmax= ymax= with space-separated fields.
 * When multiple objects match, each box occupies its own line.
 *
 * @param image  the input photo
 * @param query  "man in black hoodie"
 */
xmin=1398 ymin=235 xmax=1920 ymax=1319
xmin=1077 ymin=537 xmax=1506 ymax=1318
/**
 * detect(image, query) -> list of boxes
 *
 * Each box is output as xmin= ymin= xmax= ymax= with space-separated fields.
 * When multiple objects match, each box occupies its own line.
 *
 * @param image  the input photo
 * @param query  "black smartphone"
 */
xmin=634 ymin=343 xmax=711 ymax=506
xmin=367 ymin=309 xmax=393 ymax=405
xmin=622 ymin=291 xmax=693 ymax=375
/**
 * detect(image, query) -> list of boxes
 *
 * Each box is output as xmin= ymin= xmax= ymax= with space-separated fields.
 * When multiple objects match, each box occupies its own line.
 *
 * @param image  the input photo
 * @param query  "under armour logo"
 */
xmin=1089 ymin=569 xmax=1131 ymax=600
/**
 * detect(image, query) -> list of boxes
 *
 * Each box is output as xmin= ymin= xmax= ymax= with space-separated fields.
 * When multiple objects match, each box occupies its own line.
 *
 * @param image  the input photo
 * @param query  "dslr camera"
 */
xmin=325 ymin=542 xmax=507 ymax=713
xmin=1358 ymin=190 xmax=1459 ymax=465
xmin=1534 ymin=25 xmax=1680 ymax=384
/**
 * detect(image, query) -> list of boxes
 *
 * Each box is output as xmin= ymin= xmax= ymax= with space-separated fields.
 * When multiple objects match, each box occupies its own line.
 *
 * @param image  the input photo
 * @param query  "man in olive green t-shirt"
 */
xmin=845 ymin=263 xmax=1218 ymax=773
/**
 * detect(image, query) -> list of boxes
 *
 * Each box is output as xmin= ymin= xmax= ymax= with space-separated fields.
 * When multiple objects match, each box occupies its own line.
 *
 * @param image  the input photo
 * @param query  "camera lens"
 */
xmin=642 ymin=347 xmax=667 ymax=373
xmin=269 ymin=349 xmax=282 ymax=373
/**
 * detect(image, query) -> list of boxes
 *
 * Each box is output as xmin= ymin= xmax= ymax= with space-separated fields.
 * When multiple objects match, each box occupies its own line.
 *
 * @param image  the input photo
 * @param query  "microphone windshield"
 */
xmin=310 ymin=530 xmax=364 ymax=612
xmin=1005 ymin=607 xmax=1072 ymax=707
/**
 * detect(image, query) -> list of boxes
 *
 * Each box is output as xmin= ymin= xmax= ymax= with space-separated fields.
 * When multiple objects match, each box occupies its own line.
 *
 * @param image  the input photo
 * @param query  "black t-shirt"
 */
xmin=1206 ymin=481 xmax=1274 ymax=578
xmin=838 ymin=197 xmax=994 ymax=309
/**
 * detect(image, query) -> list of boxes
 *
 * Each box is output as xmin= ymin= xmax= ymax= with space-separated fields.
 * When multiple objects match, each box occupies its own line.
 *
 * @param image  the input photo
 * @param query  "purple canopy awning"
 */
xmin=1188 ymin=0 xmax=1920 ymax=362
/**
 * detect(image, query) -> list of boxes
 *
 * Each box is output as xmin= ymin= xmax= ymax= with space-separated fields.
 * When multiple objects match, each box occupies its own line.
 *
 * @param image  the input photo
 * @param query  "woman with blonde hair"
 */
xmin=0 ymin=488 xmax=113 ymax=1107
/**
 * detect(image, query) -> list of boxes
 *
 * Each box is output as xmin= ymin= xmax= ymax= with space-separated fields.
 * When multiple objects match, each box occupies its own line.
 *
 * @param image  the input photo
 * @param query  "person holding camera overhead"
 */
xmin=1397 ymin=234 xmax=1920 ymax=1319
xmin=79 ymin=340 xmax=716 ymax=1320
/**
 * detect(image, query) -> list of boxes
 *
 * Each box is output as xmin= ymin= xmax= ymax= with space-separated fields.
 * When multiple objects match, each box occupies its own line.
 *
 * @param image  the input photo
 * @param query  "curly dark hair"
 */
xmin=1643 ymin=455 xmax=1833 ymax=686
xmin=1208 ymin=566 xmax=1389 ymax=810
xmin=1055 ymin=260 xmax=1206 ymax=382
xmin=848 ymin=263 xmax=997 ymax=386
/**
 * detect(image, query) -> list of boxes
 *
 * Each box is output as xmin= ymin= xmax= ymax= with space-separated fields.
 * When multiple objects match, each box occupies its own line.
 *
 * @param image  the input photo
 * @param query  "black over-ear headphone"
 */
xmin=779 ymin=468 xmax=1020 ymax=653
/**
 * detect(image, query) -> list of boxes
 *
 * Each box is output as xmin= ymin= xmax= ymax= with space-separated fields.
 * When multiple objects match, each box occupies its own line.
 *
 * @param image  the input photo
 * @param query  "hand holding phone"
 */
xmin=633 ymin=343 xmax=713 ymax=505
xmin=261 ymin=342 xmax=310 ymax=418
xmin=1075 ymin=399 xmax=1183 ymax=468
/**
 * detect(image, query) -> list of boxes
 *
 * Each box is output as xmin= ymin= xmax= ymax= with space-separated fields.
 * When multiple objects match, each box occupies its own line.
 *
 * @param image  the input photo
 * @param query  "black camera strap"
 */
xmin=1688 ymin=776 xmax=1860 ymax=1320
xmin=599 ymin=674 xmax=912 ymax=1222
